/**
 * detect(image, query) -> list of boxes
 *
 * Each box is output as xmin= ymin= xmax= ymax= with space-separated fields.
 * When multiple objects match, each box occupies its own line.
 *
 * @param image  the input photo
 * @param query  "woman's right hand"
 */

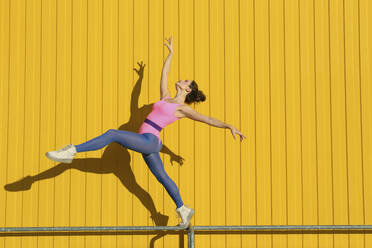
xmin=164 ymin=36 xmax=173 ymax=54
xmin=229 ymin=125 xmax=246 ymax=142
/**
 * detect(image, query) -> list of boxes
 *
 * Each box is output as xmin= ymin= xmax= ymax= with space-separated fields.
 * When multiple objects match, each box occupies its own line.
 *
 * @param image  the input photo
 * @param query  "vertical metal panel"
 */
xmin=240 ymin=0 xmax=257 ymax=247
xmin=23 ymin=2 xmax=41 ymax=248
xmin=314 ymin=0 xmax=334 ymax=248
xmin=209 ymin=1 xmax=227 ymax=248
xmin=70 ymin=1 xmax=87 ymax=248
xmin=163 ymin=0 xmax=182 ymax=247
xmin=299 ymin=1 xmax=318 ymax=248
xmin=178 ymin=2 xmax=194 ymax=244
xmin=284 ymin=1 xmax=303 ymax=248
xmin=359 ymin=0 xmax=372 ymax=247
xmin=102 ymin=0 xmax=119 ymax=248
xmin=329 ymin=0 xmax=349 ymax=247
xmin=117 ymin=1 xmax=134 ymax=248
xmin=225 ymin=0 xmax=242 ymax=247
xmin=85 ymin=1 xmax=103 ymax=248
xmin=7 ymin=1 xmax=26 ymax=248
xmin=299 ymin=0 xmax=318 ymax=245
xmin=194 ymin=0 xmax=211 ymax=246
xmin=132 ymin=1 xmax=149 ymax=246
xmin=148 ymin=0 xmax=166 ymax=246
xmin=314 ymin=0 xmax=334 ymax=247
xmin=0 ymin=0 xmax=10 ymax=245
xmin=39 ymin=1 xmax=57 ymax=248
xmin=255 ymin=0 xmax=272 ymax=248
xmin=344 ymin=0 xmax=364 ymax=247
xmin=55 ymin=1 xmax=72 ymax=248
xmin=270 ymin=0 xmax=287 ymax=248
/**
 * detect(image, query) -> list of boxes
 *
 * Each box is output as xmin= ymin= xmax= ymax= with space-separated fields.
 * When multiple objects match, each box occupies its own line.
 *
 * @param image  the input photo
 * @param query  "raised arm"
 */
xmin=160 ymin=36 xmax=173 ymax=99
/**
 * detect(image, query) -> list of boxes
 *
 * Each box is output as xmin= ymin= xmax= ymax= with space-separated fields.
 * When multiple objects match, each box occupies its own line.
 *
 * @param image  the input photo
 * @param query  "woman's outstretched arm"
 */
xmin=161 ymin=36 xmax=173 ymax=99
xmin=180 ymin=105 xmax=230 ymax=128
xmin=180 ymin=105 xmax=247 ymax=141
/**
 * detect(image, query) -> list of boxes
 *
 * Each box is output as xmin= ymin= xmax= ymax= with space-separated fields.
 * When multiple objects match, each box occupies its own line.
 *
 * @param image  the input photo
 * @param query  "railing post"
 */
xmin=187 ymin=226 xmax=194 ymax=248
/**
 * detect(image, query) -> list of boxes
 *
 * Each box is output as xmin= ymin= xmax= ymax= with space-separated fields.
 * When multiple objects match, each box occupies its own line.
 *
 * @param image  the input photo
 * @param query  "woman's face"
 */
xmin=176 ymin=80 xmax=192 ymax=92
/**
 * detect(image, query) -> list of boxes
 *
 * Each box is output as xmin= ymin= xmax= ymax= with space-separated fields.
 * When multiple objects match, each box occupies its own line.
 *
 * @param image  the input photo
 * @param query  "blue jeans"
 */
xmin=75 ymin=129 xmax=184 ymax=208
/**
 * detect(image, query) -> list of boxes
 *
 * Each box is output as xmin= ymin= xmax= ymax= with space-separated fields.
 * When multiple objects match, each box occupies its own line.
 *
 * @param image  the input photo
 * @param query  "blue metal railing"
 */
xmin=1 ymin=225 xmax=372 ymax=248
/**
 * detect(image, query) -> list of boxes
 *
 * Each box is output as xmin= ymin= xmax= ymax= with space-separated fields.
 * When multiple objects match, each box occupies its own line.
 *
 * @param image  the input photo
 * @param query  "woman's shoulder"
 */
xmin=174 ymin=104 xmax=190 ymax=119
xmin=176 ymin=104 xmax=191 ymax=113
xmin=161 ymin=94 xmax=171 ymax=100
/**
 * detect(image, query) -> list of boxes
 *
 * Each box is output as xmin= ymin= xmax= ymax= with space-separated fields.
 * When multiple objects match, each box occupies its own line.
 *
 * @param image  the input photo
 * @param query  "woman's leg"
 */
xmin=75 ymin=129 xmax=160 ymax=154
xmin=142 ymin=152 xmax=184 ymax=209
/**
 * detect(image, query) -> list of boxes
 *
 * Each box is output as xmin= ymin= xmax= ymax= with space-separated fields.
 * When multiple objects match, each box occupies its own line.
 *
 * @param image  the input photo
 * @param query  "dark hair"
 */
xmin=185 ymin=80 xmax=206 ymax=104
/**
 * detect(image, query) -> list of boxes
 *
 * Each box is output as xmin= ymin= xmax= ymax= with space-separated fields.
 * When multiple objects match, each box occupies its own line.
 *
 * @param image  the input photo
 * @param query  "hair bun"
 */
xmin=185 ymin=80 xmax=207 ymax=104
xmin=196 ymin=90 xmax=206 ymax=102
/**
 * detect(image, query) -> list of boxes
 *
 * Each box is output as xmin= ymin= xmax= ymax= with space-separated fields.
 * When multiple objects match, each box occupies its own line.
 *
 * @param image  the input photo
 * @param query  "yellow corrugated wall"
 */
xmin=0 ymin=0 xmax=371 ymax=247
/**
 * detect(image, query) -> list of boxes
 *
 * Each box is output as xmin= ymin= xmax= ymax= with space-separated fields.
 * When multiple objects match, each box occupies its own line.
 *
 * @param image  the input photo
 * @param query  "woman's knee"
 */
xmin=103 ymin=129 xmax=118 ymax=143
xmin=104 ymin=129 xmax=118 ymax=138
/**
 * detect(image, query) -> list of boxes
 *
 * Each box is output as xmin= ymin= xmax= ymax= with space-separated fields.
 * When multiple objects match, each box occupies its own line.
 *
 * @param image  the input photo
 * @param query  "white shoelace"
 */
xmin=57 ymin=144 xmax=71 ymax=152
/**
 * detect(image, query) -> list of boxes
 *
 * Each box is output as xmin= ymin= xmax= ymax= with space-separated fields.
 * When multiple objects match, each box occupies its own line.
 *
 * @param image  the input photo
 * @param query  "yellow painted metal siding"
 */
xmin=1 ymin=0 xmax=371 ymax=247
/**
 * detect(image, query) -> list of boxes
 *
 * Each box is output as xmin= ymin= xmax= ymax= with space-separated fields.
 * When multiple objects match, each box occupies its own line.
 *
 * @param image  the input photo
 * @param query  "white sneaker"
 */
xmin=45 ymin=144 xmax=77 ymax=164
xmin=176 ymin=204 xmax=194 ymax=228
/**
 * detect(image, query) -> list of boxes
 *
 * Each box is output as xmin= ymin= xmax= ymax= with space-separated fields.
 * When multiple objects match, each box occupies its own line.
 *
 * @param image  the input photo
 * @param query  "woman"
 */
xmin=45 ymin=36 xmax=246 ymax=228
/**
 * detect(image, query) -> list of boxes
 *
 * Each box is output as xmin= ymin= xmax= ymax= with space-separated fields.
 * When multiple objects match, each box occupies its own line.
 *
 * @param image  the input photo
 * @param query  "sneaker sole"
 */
xmin=45 ymin=152 xmax=73 ymax=164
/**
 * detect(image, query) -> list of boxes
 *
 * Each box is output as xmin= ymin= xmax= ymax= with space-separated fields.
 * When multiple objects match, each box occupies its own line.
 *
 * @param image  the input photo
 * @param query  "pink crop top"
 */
xmin=138 ymin=96 xmax=181 ymax=144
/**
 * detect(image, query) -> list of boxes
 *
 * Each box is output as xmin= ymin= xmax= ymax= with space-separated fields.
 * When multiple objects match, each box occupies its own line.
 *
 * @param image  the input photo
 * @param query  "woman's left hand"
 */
xmin=229 ymin=126 xmax=246 ymax=142
xmin=164 ymin=36 xmax=173 ymax=53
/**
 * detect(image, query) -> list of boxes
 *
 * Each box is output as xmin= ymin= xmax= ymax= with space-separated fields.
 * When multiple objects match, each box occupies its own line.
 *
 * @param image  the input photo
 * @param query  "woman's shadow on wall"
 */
xmin=4 ymin=61 xmax=187 ymax=247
